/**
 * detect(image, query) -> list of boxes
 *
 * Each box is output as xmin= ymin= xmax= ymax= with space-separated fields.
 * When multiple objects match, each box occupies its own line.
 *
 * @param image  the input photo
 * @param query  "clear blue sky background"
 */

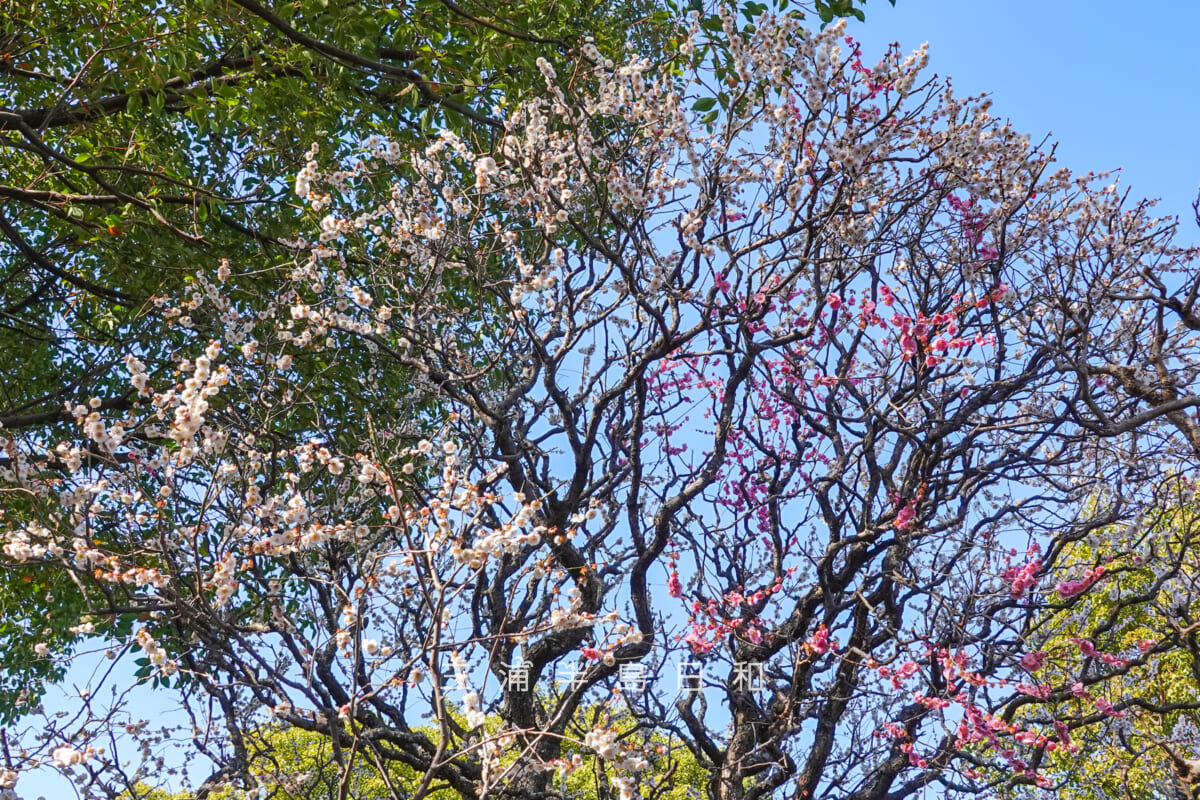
xmin=847 ymin=0 xmax=1200 ymax=243
xmin=13 ymin=3 xmax=1200 ymax=799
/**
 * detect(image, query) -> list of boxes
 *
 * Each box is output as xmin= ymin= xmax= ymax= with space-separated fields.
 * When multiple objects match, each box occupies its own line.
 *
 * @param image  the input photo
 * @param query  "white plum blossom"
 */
xmin=51 ymin=745 xmax=88 ymax=767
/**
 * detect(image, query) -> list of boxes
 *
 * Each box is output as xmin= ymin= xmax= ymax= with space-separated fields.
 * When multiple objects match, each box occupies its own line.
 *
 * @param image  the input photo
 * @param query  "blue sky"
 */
xmin=846 ymin=0 xmax=1200 ymax=242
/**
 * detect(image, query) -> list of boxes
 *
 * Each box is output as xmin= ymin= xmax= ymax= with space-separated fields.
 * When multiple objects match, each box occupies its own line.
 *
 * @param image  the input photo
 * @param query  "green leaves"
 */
xmin=0 ymin=0 xmax=675 ymax=726
xmin=811 ymin=0 xmax=896 ymax=24
xmin=0 ymin=562 xmax=87 ymax=724
xmin=742 ymin=1 xmax=768 ymax=22
xmin=815 ymin=0 xmax=863 ymax=23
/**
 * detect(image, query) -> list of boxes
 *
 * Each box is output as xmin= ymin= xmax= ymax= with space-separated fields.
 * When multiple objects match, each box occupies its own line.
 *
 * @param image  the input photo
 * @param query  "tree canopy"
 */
xmin=0 ymin=0 xmax=665 ymax=719
xmin=6 ymin=2 xmax=1200 ymax=800
xmin=0 ymin=0 xmax=663 ymax=436
xmin=0 ymin=0 xmax=897 ymax=724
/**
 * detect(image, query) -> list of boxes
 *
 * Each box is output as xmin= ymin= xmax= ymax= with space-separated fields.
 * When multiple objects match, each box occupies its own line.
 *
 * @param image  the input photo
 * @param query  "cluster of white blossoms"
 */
xmin=135 ymin=627 xmax=175 ymax=675
xmin=287 ymin=275 xmax=389 ymax=340
xmin=610 ymin=775 xmax=640 ymax=800
xmin=0 ymin=435 xmax=33 ymax=484
xmin=291 ymin=440 xmax=344 ymax=475
xmin=269 ymin=8 xmax=941 ymax=335
xmin=125 ymin=354 xmax=151 ymax=396
xmin=1 ymin=500 xmax=172 ymax=593
xmin=584 ymin=727 xmax=649 ymax=773
xmin=1 ymin=521 xmax=56 ymax=562
xmin=473 ymin=155 xmax=500 ymax=190
xmin=208 ymin=551 xmax=238 ymax=608
xmin=362 ymin=134 xmax=405 ymax=165
xmin=355 ymin=454 xmax=388 ymax=485
xmin=450 ymin=651 xmax=487 ymax=729
xmin=449 ymin=500 xmax=546 ymax=569
xmin=125 ymin=339 xmax=232 ymax=464
xmin=50 ymin=745 xmax=93 ymax=767
xmin=65 ymin=535 xmax=163 ymax=590
xmin=66 ymin=396 xmax=126 ymax=454
xmin=293 ymin=142 xmax=326 ymax=208
xmin=248 ymin=519 xmax=368 ymax=556
xmin=319 ymin=213 xmax=356 ymax=243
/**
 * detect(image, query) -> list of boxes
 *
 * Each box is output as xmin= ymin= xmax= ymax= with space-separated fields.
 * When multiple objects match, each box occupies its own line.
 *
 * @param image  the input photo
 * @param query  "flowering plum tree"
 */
xmin=0 ymin=0 xmax=896 ymax=718
xmin=2 ymin=6 xmax=1199 ymax=800
xmin=0 ymin=0 xmax=669 ymax=720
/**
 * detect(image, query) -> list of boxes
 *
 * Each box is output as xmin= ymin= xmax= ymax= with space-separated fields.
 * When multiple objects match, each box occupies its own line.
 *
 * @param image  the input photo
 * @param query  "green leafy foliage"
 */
xmin=1007 ymin=509 xmax=1200 ymax=799
xmin=812 ymin=0 xmax=897 ymax=24
xmin=127 ymin=706 xmax=705 ymax=800
xmin=0 ymin=0 xmax=665 ymax=722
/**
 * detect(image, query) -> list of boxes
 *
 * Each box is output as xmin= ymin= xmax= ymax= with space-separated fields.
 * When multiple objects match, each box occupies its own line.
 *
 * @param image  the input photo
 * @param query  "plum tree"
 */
xmin=2 ymin=5 xmax=1199 ymax=800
